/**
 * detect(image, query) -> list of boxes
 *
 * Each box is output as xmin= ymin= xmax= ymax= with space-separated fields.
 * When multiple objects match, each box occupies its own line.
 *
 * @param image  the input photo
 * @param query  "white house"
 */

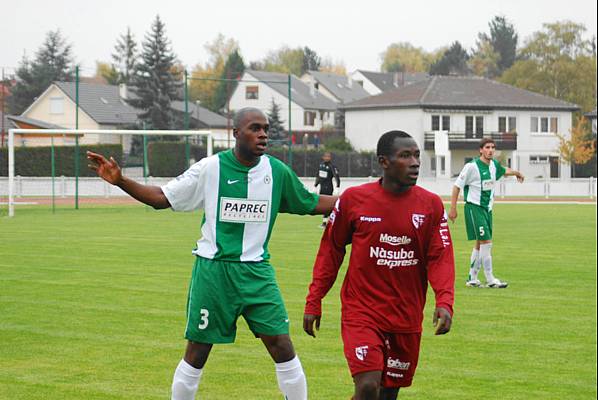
xmin=343 ymin=75 xmax=579 ymax=180
xmin=349 ymin=70 xmax=429 ymax=95
xmin=228 ymin=70 xmax=337 ymax=134
xmin=300 ymin=70 xmax=370 ymax=104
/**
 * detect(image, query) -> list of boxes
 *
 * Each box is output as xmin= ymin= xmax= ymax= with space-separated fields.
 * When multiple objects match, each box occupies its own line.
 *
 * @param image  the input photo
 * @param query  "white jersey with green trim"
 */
xmin=454 ymin=158 xmax=506 ymax=211
xmin=162 ymin=149 xmax=318 ymax=262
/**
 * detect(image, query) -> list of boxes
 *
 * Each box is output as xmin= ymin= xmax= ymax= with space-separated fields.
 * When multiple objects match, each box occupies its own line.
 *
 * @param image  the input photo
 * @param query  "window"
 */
xmin=431 ymin=157 xmax=436 ymax=172
xmin=531 ymin=117 xmax=538 ymax=132
xmin=431 ymin=115 xmax=450 ymax=131
xmin=550 ymin=117 xmax=558 ymax=133
xmin=465 ymin=116 xmax=474 ymax=137
xmin=540 ymin=117 xmax=548 ymax=132
xmin=245 ymin=86 xmax=259 ymax=100
xmin=355 ymin=80 xmax=364 ymax=87
xmin=475 ymin=116 xmax=484 ymax=137
xmin=304 ymin=111 xmax=316 ymax=126
xmin=529 ymin=155 xmax=549 ymax=164
xmin=442 ymin=115 xmax=450 ymax=131
xmin=432 ymin=115 xmax=440 ymax=131
xmin=50 ymin=97 xmax=64 ymax=114
xmin=499 ymin=116 xmax=517 ymax=133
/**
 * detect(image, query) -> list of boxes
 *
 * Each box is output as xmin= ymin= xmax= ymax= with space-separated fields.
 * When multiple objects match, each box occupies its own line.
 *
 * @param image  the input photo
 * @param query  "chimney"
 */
xmin=309 ymin=78 xmax=316 ymax=97
xmin=119 ymin=83 xmax=127 ymax=99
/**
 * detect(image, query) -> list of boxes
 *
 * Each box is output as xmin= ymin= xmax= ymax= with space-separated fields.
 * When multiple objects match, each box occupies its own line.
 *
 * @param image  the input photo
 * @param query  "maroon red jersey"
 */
xmin=305 ymin=181 xmax=455 ymax=333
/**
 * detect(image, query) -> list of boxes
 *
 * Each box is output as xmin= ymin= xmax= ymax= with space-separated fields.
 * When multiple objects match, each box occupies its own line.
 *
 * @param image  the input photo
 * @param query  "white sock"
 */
xmin=275 ymin=356 xmax=307 ymax=400
xmin=171 ymin=359 xmax=203 ymax=400
xmin=322 ymin=216 xmax=328 ymax=224
xmin=479 ymin=243 xmax=495 ymax=283
xmin=468 ymin=248 xmax=481 ymax=281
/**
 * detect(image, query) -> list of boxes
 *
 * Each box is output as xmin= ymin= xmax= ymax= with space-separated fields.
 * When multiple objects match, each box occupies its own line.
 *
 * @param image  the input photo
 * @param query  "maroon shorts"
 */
xmin=341 ymin=320 xmax=421 ymax=388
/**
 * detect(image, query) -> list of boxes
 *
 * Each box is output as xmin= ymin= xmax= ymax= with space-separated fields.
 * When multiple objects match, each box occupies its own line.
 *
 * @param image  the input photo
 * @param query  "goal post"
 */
xmin=5 ymin=128 xmax=213 ymax=217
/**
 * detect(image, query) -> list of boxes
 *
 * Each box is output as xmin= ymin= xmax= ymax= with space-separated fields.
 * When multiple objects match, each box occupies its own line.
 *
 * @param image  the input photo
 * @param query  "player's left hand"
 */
xmin=432 ymin=307 xmax=452 ymax=335
xmin=516 ymin=173 xmax=525 ymax=183
xmin=303 ymin=313 xmax=321 ymax=338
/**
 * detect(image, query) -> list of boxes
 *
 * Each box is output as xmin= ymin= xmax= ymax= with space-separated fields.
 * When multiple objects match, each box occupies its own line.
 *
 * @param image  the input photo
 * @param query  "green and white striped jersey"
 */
xmin=454 ymin=158 xmax=506 ymax=211
xmin=162 ymin=149 xmax=318 ymax=262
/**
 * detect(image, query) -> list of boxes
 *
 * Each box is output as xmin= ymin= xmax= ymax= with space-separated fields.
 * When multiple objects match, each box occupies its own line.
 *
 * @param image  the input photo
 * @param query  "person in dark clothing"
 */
xmin=315 ymin=152 xmax=340 ymax=227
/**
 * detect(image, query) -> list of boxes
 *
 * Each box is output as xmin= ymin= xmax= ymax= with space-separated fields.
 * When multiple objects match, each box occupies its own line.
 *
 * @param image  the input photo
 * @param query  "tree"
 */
xmin=95 ymin=61 xmax=119 ymax=85
xmin=267 ymin=99 xmax=286 ymax=141
xmin=8 ymin=30 xmax=74 ymax=114
xmin=261 ymin=46 xmax=305 ymax=76
xmin=469 ymin=37 xmax=500 ymax=78
xmin=189 ymin=34 xmax=239 ymax=110
xmin=500 ymin=21 xmax=596 ymax=112
xmin=302 ymin=46 xmax=321 ymax=72
xmin=380 ymin=42 xmax=433 ymax=73
xmin=112 ymin=27 xmax=138 ymax=84
xmin=126 ymin=15 xmax=181 ymax=130
xmin=555 ymin=115 xmax=595 ymax=177
xmin=319 ymin=58 xmax=347 ymax=76
xmin=212 ymin=49 xmax=245 ymax=113
xmin=480 ymin=16 xmax=518 ymax=74
xmin=429 ymin=41 xmax=470 ymax=76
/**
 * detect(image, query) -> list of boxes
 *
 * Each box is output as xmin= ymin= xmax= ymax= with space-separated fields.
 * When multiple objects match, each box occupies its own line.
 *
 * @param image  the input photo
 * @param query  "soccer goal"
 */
xmin=3 ymin=129 xmax=213 ymax=217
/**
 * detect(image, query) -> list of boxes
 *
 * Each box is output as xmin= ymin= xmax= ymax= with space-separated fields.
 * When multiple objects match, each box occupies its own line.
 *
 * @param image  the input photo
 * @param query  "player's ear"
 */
xmin=378 ymin=155 xmax=389 ymax=169
xmin=233 ymin=128 xmax=240 ymax=139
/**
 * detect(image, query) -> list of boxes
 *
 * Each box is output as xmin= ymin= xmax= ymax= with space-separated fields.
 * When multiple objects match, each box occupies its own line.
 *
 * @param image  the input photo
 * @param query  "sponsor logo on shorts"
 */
xmin=219 ymin=197 xmax=269 ymax=223
xmin=412 ymin=214 xmax=425 ymax=229
xmin=370 ymin=246 xmax=419 ymax=268
xmin=387 ymin=357 xmax=411 ymax=370
xmin=386 ymin=371 xmax=404 ymax=378
xmin=379 ymin=233 xmax=411 ymax=246
xmin=355 ymin=346 xmax=369 ymax=361
xmin=360 ymin=216 xmax=382 ymax=222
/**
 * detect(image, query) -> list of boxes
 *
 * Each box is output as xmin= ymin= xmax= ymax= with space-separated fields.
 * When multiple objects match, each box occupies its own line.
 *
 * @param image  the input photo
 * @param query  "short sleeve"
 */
xmin=280 ymin=164 xmax=318 ymax=215
xmin=494 ymin=160 xmax=506 ymax=180
xmin=454 ymin=163 xmax=472 ymax=189
xmin=161 ymin=158 xmax=207 ymax=211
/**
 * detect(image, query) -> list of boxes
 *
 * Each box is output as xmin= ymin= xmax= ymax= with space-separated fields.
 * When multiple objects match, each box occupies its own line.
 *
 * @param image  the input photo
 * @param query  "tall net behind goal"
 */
xmin=1 ymin=129 xmax=213 ymax=217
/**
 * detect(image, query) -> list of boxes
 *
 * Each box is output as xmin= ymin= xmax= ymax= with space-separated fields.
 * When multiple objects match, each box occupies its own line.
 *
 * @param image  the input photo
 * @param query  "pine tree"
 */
xmin=8 ymin=30 xmax=74 ymax=114
xmin=126 ymin=15 xmax=181 ymax=130
xmin=267 ymin=99 xmax=286 ymax=141
xmin=429 ymin=41 xmax=470 ymax=76
xmin=485 ymin=16 xmax=518 ymax=74
xmin=212 ymin=49 xmax=245 ymax=113
xmin=112 ymin=27 xmax=138 ymax=84
xmin=302 ymin=46 xmax=321 ymax=73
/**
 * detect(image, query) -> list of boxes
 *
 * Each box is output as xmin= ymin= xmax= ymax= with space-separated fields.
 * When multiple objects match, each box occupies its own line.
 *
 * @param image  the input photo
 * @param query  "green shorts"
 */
xmin=184 ymin=257 xmax=289 ymax=344
xmin=464 ymin=203 xmax=493 ymax=241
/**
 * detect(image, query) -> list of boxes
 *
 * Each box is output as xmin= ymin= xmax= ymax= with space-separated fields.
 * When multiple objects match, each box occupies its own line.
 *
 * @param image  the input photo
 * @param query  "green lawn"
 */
xmin=0 ymin=204 xmax=596 ymax=399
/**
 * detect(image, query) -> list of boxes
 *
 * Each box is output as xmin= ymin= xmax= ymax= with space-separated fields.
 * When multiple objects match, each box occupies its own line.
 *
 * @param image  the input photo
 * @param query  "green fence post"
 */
xmin=51 ymin=136 xmax=55 ymax=214
xmin=184 ymin=69 xmax=190 ymax=168
xmin=287 ymin=74 xmax=292 ymax=166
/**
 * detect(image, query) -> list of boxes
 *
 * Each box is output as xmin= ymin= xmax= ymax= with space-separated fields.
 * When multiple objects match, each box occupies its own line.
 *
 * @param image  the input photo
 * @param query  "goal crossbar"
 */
xmin=7 ymin=129 xmax=213 ymax=217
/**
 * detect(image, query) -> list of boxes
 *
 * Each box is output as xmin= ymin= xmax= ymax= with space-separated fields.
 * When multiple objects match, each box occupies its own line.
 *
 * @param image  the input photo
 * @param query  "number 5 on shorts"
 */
xmin=479 ymin=226 xmax=485 ymax=237
xmin=198 ymin=308 xmax=209 ymax=330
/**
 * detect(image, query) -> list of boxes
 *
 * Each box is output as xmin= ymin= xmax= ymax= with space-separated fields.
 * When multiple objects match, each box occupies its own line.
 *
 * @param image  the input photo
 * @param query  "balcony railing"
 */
xmin=424 ymin=131 xmax=517 ymax=150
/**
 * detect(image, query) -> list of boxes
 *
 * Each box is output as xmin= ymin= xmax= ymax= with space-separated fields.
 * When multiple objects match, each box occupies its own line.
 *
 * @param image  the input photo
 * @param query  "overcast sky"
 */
xmin=1 ymin=0 xmax=596 ymax=76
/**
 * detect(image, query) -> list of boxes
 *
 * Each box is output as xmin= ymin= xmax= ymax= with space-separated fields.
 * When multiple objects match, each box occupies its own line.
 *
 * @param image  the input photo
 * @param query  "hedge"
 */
xmin=0 ymin=144 xmax=123 ymax=177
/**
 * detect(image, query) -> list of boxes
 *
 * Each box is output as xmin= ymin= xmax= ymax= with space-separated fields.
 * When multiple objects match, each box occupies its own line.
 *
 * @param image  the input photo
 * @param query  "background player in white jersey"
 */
xmin=87 ymin=107 xmax=337 ymax=400
xmin=448 ymin=138 xmax=524 ymax=288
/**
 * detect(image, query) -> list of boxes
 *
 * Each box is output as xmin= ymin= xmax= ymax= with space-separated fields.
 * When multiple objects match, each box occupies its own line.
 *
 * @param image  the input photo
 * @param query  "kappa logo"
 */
xmin=355 ymin=346 xmax=369 ymax=361
xmin=360 ymin=216 xmax=382 ymax=222
xmin=412 ymin=214 xmax=425 ymax=229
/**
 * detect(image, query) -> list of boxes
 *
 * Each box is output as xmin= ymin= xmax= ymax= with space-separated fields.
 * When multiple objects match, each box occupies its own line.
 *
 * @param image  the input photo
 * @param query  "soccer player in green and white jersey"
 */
xmin=87 ymin=107 xmax=337 ymax=400
xmin=448 ymin=138 xmax=524 ymax=289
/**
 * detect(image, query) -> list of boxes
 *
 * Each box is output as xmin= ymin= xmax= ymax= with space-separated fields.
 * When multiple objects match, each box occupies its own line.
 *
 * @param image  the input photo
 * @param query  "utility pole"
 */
xmin=1 ymin=67 xmax=5 ymax=148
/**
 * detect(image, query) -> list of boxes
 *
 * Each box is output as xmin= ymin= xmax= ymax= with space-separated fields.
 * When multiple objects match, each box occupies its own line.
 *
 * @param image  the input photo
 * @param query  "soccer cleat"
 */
xmin=319 ymin=222 xmax=327 ymax=228
xmin=465 ymin=279 xmax=482 ymax=287
xmin=486 ymin=278 xmax=508 ymax=288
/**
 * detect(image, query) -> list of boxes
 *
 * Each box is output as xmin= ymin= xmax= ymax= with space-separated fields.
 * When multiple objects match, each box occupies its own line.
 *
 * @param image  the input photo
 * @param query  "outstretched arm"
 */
xmin=505 ymin=168 xmax=524 ymax=183
xmin=87 ymin=151 xmax=171 ymax=209
xmin=312 ymin=194 xmax=338 ymax=215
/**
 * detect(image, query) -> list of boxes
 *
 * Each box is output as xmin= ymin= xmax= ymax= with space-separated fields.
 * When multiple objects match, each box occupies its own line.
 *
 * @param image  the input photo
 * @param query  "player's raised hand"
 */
xmin=87 ymin=151 xmax=122 ymax=185
xmin=432 ymin=307 xmax=452 ymax=335
xmin=303 ymin=314 xmax=321 ymax=338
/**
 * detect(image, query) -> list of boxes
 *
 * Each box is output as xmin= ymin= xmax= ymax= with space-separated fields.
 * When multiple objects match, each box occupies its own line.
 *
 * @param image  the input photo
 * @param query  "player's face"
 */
xmin=480 ymin=143 xmax=496 ymax=161
xmin=234 ymin=111 xmax=269 ymax=157
xmin=322 ymin=153 xmax=331 ymax=162
xmin=383 ymin=138 xmax=420 ymax=186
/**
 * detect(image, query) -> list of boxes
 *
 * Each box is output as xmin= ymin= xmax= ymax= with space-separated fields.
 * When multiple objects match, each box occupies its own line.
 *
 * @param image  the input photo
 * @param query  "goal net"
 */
xmin=1 ymin=129 xmax=213 ymax=217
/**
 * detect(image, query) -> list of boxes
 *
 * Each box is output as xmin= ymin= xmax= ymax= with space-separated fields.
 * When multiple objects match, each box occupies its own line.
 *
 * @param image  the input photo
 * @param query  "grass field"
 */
xmin=0 ymin=203 xmax=596 ymax=399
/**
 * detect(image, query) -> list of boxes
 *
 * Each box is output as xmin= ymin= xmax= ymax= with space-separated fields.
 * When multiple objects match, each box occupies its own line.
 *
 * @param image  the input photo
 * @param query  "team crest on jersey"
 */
xmin=355 ymin=346 xmax=369 ymax=361
xmin=412 ymin=214 xmax=425 ymax=229
xmin=264 ymin=175 xmax=271 ymax=184
xmin=220 ymin=197 xmax=269 ymax=223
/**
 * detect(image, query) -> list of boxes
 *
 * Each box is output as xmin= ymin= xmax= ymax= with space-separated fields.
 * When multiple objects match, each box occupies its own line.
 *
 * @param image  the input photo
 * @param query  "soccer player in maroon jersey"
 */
xmin=303 ymin=130 xmax=455 ymax=400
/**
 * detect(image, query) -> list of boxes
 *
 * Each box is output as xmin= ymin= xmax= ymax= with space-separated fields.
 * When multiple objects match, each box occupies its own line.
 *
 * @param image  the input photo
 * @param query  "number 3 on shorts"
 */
xmin=198 ymin=308 xmax=209 ymax=330
xmin=479 ymin=226 xmax=485 ymax=237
